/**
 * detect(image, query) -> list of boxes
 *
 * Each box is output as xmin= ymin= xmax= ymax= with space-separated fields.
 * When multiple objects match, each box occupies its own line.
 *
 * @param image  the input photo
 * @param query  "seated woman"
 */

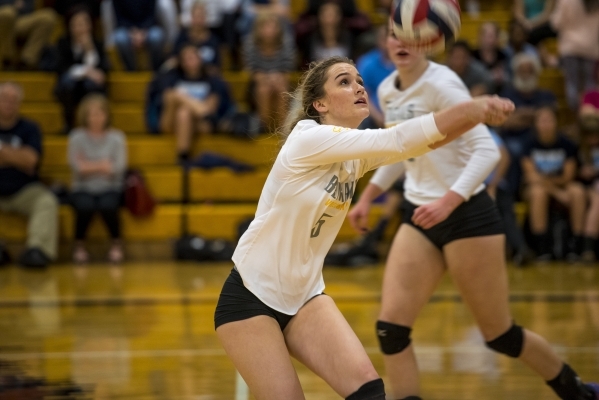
xmin=304 ymin=2 xmax=352 ymax=65
xmin=472 ymin=22 xmax=507 ymax=93
xmin=521 ymin=106 xmax=586 ymax=261
xmin=167 ymin=0 xmax=221 ymax=75
xmin=243 ymin=12 xmax=295 ymax=131
xmin=68 ymin=94 xmax=128 ymax=264
xmin=579 ymin=65 xmax=599 ymax=131
xmin=55 ymin=6 xmax=109 ymax=133
xmin=159 ymin=45 xmax=221 ymax=163
xmin=579 ymin=129 xmax=599 ymax=262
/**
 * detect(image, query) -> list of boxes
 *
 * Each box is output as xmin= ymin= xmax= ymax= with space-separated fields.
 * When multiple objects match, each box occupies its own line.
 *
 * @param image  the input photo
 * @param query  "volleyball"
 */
xmin=391 ymin=0 xmax=461 ymax=53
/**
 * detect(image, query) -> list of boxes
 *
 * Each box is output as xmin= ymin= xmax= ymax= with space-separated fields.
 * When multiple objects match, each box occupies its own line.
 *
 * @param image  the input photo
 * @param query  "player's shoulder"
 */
xmin=287 ymin=119 xmax=346 ymax=142
xmin=423 ymin=62 xmax=465 ymax=87
xmin=378 ymin=70 xmax=399 ymax=93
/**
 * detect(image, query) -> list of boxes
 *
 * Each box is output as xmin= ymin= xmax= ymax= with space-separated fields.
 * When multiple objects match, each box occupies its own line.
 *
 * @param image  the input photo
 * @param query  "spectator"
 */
xmin=295 ymin=0 xmax=370 ymax=44
xmin=355 ymin=23 xmax=395 ymax=129
xmin=54 ymin=7 xmax=108 ymax=133
xmin=550 ymin=0 xmax=599 ymax=110
xmin=579 ymin=66 xmax=599 ymax=131
xmin=0 ymin=82 xmax=58 ymax=267
xmin=472 ymin=22 xmax=508 ymax=93
xmin=68 ymin=94 xmax=127 ymax=264
xmin=486 ymin=128 xmax=532 ymax=265
xmin=0 ymin=0 xmax=57 ymax=70
xmin=53 ymin=0 xmax=101 ymax=18
xmin=521 ymin=106 xmax=585 ymax=261
xmin=159 ymin=45 xmax=221 ymax=163
xmin=243 ymin=12 xmax=295 ymax=131
xmin=169 ymin=0 xmax=221 ymax=75
xmin=503 ymin=19 xmax=540 ymax=78
xmin=112 ymin=0 xmax=165 ymax=71
xmin=237 ymin=0 xmax=290 ymax=37
xmin=578 ymin=129 xmax=599 ymax=261
xmin=513 ymin=0 xmax=556 ymax=45
xmin=500 ymin=53 xmax=557 ymax=195
xmin=305 ymin=2 xmax=352 ymax=64
xmin=180 ymin=0 xmax=244 ymax=70
xmin=445 ymin=40 xmax=494 ymax=96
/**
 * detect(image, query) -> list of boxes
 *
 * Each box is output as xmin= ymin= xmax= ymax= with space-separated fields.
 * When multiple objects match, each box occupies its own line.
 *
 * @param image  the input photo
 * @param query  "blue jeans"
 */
xmin=503 ymin=133 xmax=532 ymax=197
xmin=113 ymin=26 xmax=165 ymax=71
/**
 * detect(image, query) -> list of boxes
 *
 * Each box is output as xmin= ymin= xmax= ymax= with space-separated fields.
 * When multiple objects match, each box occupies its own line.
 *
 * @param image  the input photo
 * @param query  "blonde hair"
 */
xmin=190 ymin=0 xmax=206 ymax=15
xmin=251 ymin=12 xmax=284 ymax=50
xmin=280 ymin=56 xmax=355 ymax=142
xmin=77 ymin=93 xmax=111 ymax=129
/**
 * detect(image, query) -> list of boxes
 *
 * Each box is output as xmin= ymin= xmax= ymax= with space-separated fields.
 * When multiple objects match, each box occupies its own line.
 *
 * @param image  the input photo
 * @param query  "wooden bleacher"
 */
xmin=0 ymin=1 xmax=573 ymax=253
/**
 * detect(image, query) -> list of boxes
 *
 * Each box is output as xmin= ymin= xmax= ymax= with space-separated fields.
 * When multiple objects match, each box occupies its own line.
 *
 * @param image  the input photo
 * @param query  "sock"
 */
xmin=583 ymin=236 xmax=596 ymax=253
xmin=533 ymin=233 xmax=551 ymax=256
xmin=570 ymin=235 xmax=583 ymax=255
xmin=546 ymin=363 xmax=595 ymax=400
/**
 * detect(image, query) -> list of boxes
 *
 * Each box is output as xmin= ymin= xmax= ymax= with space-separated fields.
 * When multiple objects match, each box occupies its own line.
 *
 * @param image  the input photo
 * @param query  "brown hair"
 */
xmin=252 ymin=12 xmax=283 ymax=51
xmin=280 ymin=56 xmax=354 ymax=142
xmin=77 ymin=93 xmax=111 ymax=129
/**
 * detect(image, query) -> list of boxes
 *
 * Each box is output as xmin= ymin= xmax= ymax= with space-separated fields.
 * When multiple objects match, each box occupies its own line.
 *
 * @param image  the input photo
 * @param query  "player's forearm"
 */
xmin=430 ymin=103 xmax=482 ymax=148
xmin=357 ymin=183 xmax=384 ymax=205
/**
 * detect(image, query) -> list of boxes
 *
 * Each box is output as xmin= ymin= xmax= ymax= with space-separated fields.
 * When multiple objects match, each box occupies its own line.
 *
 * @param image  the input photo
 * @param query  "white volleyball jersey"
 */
xmin=233 ymin=116 xmax=443 ymax=314
xmin=370 ymin=62 xmax=500 ymax=205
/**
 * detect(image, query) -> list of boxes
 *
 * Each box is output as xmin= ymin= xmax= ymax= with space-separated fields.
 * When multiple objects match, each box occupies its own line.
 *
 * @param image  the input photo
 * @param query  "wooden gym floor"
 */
xmin=0 ymin=261 xmax=598 ymax=399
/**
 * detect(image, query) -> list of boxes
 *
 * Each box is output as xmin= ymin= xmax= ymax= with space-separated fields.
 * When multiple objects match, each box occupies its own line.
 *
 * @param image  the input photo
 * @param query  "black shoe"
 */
xmin=18 ymin=248 xmax=50 ymax=268
xmin=0 ymin=244 xmax=11 ymax=267
xmin=535 ymin=253 xmax=553 ymax=264
xmin=512 ymin=249 xmax=534 ymax=267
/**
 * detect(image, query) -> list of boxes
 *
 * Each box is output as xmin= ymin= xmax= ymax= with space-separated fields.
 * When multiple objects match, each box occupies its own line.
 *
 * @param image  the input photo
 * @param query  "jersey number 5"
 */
xmin=311 ymin=213 xmax=332 ymax=238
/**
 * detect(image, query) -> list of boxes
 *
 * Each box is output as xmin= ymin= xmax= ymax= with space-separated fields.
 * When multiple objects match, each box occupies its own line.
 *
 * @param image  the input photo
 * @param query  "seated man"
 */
xmin=0 ymin=0 xmax=57 ymax=70
xmin=445 ymin=40 xmax=494 ymax=97
xmin=499 ymin=52 xmax=557 ymax=193
xmin=111 ymin=0 xmax=166 ymax=71
xmin=521 ymin=107 xmax=585 ymax=261
xmin=0 ymin=82 xmax=58 ymax=267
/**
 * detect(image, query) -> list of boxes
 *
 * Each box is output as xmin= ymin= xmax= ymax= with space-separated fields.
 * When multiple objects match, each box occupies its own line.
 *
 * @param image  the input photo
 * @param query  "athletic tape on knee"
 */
xmin=485 ymin=324 xmax=524 ymax=358
xmin=376 ymin=321 xmax=412 ymax=355
xmin=345 ymin=378 xmax=385 ymax=400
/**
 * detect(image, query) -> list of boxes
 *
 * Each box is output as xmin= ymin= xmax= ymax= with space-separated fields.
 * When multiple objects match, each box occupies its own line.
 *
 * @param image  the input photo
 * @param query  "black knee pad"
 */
xmin=376 ymin=321 xmax=412 ymax=355
xmin=345 ymin=378 xmax=385 ymax=400
xmin=485 ymin=324 xmax=524 ymax=358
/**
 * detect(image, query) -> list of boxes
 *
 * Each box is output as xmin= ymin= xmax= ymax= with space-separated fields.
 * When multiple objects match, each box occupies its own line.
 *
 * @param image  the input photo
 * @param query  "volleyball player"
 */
xmin=348 ymin=28 xmax=599 ymax=400
xmin=213 ymin=56 xmax=514 ymax=400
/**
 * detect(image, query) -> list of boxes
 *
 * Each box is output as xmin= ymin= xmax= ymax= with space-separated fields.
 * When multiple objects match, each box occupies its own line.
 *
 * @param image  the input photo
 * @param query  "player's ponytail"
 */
xmin=278 ymin=56 xmax=355 ymax=145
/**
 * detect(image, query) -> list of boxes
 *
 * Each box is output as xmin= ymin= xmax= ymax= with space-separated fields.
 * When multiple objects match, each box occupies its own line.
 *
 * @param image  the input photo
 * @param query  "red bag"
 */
xmin=124 ymin=169 xmax=156 ymax=218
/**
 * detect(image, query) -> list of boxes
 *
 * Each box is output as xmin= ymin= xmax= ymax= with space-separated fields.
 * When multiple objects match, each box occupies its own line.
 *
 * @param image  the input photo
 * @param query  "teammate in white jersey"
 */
xmin=349 ymin=30 xmax=599 ymax=400
xmin=213 ymin=56 xmax=514 ymax=400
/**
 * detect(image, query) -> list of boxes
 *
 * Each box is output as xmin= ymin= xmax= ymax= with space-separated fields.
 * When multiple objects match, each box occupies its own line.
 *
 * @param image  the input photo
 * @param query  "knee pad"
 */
xmin=376 ymin=321 xmax=412 ymax=355
xmin=485 ymin=324 xmax=524 ymax=358
xmin=346 ymin=378 xmax=385 ymax=400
